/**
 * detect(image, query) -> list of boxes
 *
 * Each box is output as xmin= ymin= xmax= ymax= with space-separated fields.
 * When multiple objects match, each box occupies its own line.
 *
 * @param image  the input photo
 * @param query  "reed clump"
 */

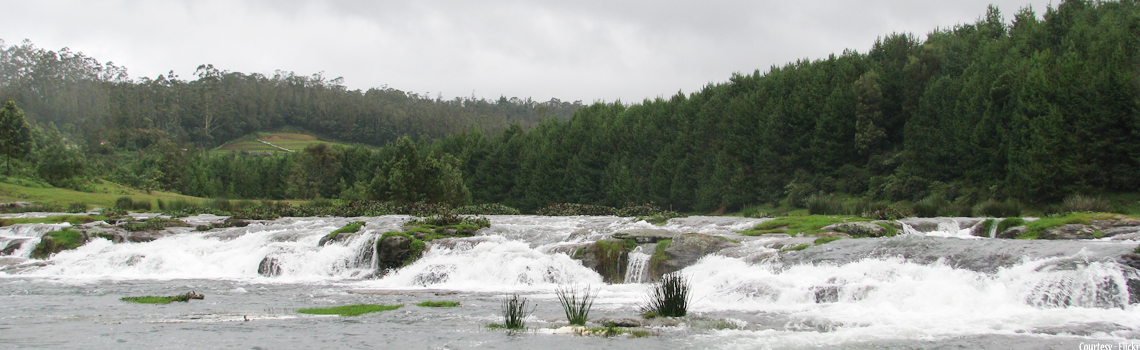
xmin=499 ymin=294 xmax=535 ymax=330
xmin=556 ymin=285 xmax=596 ymax=326
xmin=642 ymin=273 xmax=691 ymax=318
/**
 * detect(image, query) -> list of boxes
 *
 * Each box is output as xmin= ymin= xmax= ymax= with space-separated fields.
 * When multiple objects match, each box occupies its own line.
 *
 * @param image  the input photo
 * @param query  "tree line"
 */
xmin=1 ymin=0 xmax=1137 ymax=214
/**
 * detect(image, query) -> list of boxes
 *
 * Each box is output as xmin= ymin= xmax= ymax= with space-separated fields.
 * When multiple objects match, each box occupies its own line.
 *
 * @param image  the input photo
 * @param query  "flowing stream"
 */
xmin=2 ymin=214 xmax=1139 ymax=349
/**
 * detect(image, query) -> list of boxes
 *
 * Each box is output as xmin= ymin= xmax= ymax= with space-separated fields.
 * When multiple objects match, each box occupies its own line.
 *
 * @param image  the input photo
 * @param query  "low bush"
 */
xmin=1061 ymin=194 xmax=1115 ymax=214
xmin=975 ymin=199 xmax=1021 ymax=217
xmin=805 ymin=195 xmax=845 ymax=215
xmin=538 ymin=203 xmax=618 ymax=216
xmin=114 ymin=197 xmax=152 ymax=211
xmin=66 ymin=203 xmax=87 ymax=213
xmin=451 ymin=203 xmax=520 ymax=215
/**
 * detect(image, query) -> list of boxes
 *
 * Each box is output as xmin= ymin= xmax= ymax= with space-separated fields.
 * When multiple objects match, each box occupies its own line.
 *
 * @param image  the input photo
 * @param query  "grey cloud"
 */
xmin=0 ymin=0 xmax=1055 ymax=102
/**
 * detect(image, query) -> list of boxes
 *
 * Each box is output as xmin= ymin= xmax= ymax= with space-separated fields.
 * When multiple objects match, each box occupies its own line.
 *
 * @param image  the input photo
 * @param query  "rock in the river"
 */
xmin=997 ymin=226 xmax=1027 ymax=239
xmin=651 ymin=233 xmax=740 ymax=279
xmin=574 ymin=238 xmax=635 ymax=284
xmin=1040 ymin=224 xmax=1097 ymax=240
xmin=258 ymin=256 xmax=282 ymax=277
xmin=820 ymin=222 xmax=893 ymax=237
xmin=612 ymin=229 xmax=677 ymax=243
xmin=376 ymin=232 xmax=425 ymax=271
xmin=1 ymin=239 xmax=28 ymax=255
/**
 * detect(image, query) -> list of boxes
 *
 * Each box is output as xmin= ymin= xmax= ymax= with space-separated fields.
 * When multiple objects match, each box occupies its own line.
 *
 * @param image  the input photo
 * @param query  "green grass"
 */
xmin=120 ymin=292 xmax=203 ymax=304
xmin=416 ymin=301 xmax=460 ymax=308
xmin=296 ymin=304 xmax=403 ymax=316
xmin=741 ymin=215 xmax=869 ymax=236
xmin=216 ymin=132 xmax=362 ymax=154
xmin=780 ymin=243 xmax=811 ymax=252
xmin=1017 ymin=213 xmax=1121 ymax=239
xmin=30 ymin=228 xmax=86 ymax=259
xmin=0 ymin=214 xmax=108 ymax=227
xmin=325 ymin=221 xmax=365 ymax=242
xmin=0 ymin=179 xmax=202 ymax=209
xmin=814 ymin=236 xmax=843 ymax=245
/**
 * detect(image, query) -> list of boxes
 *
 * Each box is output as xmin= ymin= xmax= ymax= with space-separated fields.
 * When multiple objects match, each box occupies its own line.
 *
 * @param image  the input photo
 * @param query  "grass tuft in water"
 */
xmin=642 ymin=273 xmax=691 ymax=318
xmin=296 ymin=304 xmax=403 ymax=316
xmin=500 ymin=294 xmax=535 ymax=330
xmin=556 ymin=284 xmax=596 ymax=326
xmin=416 ymin=301 xmax=460 ymax=308
xmin=121 ymin=292 xmax=204 ymax=304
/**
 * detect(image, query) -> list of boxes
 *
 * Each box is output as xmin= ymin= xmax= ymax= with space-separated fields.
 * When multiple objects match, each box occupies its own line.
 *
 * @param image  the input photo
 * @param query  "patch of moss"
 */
xmin=594 ymin=239 xmax=637 ymax=283
xmin=325 ymin=221 xmax=365 ymax=242
xmin=997 ymin=217 xmax=1026 ymax=235
xmin=874 ymin=222 xmax=899 ymax=237
xmin=30 ymin=228 xmax=86 ymax=259
xmin=0 ymin=215 xmax=108 ymax=227
xmin=814 ymin=236 xmax=842 ymax=245
xmin=741 ymin=215 xmax=869 ymax=236
xmin=120 ymin=218 xmax=190 ymax=231
xmin=648 ymin=239 xmax=672 ymax=278
xmin=1016 ymin=213 xmax=1120 ymax=239
xmin=380 ymin=231 xmax=426 ymax=267
xmin=416 ymin=301 xmax=460 ymax=307
xmin=296 ymin=304 xmax=403 ymax=316
xmin=780 ymin=244 xmax=811 ymax=252
xmin=120 ymin=292 xmax=203 ymax=304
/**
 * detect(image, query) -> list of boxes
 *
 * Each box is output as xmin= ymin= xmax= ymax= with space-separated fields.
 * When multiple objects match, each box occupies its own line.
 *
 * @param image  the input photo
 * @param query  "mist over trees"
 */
xmin=0 ymin=0 xmax=1136 ymax=213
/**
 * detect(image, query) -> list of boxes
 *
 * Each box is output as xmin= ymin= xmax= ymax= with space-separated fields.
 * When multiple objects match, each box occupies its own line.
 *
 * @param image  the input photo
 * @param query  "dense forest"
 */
xmin=0 ymin=0 xmax=1137 ymax=214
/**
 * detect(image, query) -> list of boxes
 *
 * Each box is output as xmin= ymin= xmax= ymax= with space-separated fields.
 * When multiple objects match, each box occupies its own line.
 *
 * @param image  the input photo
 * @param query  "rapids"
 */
xmin=2 ymin=214 xmax=1139 ymax=349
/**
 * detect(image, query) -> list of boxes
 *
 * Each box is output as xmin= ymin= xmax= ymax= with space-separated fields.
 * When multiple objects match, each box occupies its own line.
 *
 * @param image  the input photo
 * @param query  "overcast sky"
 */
xmin=2 ymin=0 xmax=1053 ymax=103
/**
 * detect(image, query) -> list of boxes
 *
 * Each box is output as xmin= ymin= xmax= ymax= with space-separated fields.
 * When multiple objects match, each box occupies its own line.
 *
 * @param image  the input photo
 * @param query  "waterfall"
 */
xmin=624 ymin=246 xmax=651 ymax=283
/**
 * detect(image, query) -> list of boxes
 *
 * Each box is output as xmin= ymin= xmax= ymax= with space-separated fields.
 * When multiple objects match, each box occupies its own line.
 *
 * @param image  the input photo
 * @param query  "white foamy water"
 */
xmin=2 ymin=215 xmax=1138 ymax=348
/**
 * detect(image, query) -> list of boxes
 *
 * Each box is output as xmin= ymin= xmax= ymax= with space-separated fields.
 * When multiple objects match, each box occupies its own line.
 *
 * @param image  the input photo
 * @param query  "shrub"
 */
xmin=975 ymin=199 xmax=1021 ymax=217
xmin=860 ymin=205 xmax=913 ymax=220
xmin=912 ymin=196 xmax=948 ymax=218
xmin=451 ymin=203 xmax=520 ymax=215
xmin=642 ymin=273 xmax=691 ymax=318
xmin=66 ymin=203 xmax=87 ymax=213
xmin=556 ymin=285 xmax=596 ymax=326
xmin=1061 ymin=194 xmax=1115 ymax=214
xmin=805 ymin=194 xmax=845 ymax=215
xmin=501 ymin=294 xmax=534 ymax=330
xmin=114 ymin=196 xmax=134 ymax=210
xmin=538 ymin=203 xmax=618 ymax=216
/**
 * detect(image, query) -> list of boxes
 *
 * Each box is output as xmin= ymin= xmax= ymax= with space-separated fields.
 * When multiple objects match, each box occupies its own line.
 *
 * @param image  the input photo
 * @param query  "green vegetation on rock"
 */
xmin=296 ymin=304 xmax=403 ymax=316
xmin=742 ymin=215 xmax=869 ymax=236
xmin=416 ymin=301 xmax=460 ymax=308
xmin=30 ymin=228 xmax=86 ymax=259
xmin=120 ymin=292 xmax=203 ymax=304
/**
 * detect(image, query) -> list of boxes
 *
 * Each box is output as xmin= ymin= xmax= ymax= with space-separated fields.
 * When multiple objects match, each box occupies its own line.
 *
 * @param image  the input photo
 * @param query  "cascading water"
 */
xmin=623 ymin=246 xmax=650 ymax=284
xmin=2 ymin=214 xmax=1139 ymax=349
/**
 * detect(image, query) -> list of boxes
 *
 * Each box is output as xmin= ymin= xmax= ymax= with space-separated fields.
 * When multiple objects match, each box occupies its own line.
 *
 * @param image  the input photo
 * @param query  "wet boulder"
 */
xmin=258 ymin=256 xmax=282 ymax=277
xmin=820 ymin=222 xmax=893 ymax=237
xmin=997 ymin=226 xmax=1028 ymax=239
xmin=376 ymin=232 xmax=426 ymax=271
xmin=573 ymin=238 xmax=635 ymax=284
xmin=1039 ymin=224 xmax=1097 ymax=240
xmin=612 ymin=229 xmax=677 ymax=243
xmin=650 ymin=233 xmax=741 ymax=279
xmin=1 ymin=239 xmax=29 ymax=256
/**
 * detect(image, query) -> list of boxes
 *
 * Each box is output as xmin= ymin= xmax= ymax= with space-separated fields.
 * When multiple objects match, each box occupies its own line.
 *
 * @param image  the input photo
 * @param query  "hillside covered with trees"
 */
xmin=0 ymin=0 xmax=1136 ymax=215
